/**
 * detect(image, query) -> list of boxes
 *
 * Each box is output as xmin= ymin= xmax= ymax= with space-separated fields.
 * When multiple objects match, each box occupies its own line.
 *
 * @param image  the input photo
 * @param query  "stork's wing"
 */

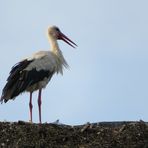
xmin=1 ymin=58 xmax=53 ymax=103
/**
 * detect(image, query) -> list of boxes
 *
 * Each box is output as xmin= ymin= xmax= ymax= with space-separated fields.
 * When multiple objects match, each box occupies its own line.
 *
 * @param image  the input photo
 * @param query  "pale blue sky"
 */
xmin=0 ymin=0 xmax=148 ymax=125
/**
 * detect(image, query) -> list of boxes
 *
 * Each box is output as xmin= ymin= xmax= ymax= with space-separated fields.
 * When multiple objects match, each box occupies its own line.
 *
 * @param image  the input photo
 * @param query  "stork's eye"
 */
xmin=55 ymin=27 xmax=60 ymax=32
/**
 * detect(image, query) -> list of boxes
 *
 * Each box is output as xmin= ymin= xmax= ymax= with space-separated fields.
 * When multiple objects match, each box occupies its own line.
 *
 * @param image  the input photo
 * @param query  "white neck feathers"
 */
xmin=48 ymin=35 xmax=69 ymax=74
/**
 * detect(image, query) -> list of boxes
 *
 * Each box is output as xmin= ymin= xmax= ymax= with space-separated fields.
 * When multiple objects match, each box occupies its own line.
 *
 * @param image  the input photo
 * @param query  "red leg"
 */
xmin=38 ymin=89 xmax=42 ymax=124
xmin=29 ymin=92 xmax=33 ymax=122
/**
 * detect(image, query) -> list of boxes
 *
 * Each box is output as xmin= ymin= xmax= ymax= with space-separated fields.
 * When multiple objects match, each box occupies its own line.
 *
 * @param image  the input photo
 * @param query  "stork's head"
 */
xmin=48 ymin=26 xmax=77 ymax=48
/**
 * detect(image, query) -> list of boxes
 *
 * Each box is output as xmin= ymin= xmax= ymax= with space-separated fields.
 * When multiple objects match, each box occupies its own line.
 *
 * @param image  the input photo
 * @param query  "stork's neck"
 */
xmin=48 ymin=35 xmax=69 ymax=71
xmin=48 ymin=35 xmax=60 ymax=54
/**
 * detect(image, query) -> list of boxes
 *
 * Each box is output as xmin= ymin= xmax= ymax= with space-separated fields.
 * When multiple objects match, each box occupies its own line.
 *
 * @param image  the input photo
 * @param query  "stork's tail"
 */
xmin=0 ymin=87 xmax=14 ymax=103
xmin=1 ymin=95 xmax=9 ymax=104
xmin=0 ymin=95 xmax=5 ymax=104
xmin=0 ymin=96 xmax=7 ymax=104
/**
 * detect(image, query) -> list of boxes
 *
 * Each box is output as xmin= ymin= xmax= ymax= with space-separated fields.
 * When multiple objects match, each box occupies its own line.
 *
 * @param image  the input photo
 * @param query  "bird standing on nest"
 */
xmin=1 ymin=26 xmax=77 ymax=123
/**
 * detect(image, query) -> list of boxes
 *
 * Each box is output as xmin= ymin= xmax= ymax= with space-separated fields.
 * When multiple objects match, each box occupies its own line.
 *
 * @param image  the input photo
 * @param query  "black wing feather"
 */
xmin=1 ymin=59 xmax=33 ymax=103
xmin=5 ymin=60 xmax=33 ymax=90
xmin=1 ymin=59 xmax=53 ymax=103
xmin=10 ymin=69 xmax=53 ymax=99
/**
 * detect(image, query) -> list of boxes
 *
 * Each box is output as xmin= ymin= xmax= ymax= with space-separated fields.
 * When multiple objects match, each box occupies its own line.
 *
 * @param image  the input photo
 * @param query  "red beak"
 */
xmin=59 ymin=32 xmax=77 ymax=48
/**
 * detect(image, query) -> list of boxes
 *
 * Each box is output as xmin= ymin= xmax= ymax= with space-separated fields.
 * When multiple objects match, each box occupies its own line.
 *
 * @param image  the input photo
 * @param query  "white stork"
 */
xmin=1 ymin=26 xmax=77 ymax=123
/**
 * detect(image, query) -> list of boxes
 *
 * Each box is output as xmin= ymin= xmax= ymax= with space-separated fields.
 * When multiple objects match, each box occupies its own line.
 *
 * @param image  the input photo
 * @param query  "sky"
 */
xmin=0 ymin=0 xmax=148 ymax=125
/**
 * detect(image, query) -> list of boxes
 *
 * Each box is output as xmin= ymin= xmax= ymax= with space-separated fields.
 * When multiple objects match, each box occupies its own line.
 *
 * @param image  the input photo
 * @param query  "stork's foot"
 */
xmin=18 ymin=120 xmax=33 ymax=125
xmin=29 ymin=120 xmax=33 ymax=124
